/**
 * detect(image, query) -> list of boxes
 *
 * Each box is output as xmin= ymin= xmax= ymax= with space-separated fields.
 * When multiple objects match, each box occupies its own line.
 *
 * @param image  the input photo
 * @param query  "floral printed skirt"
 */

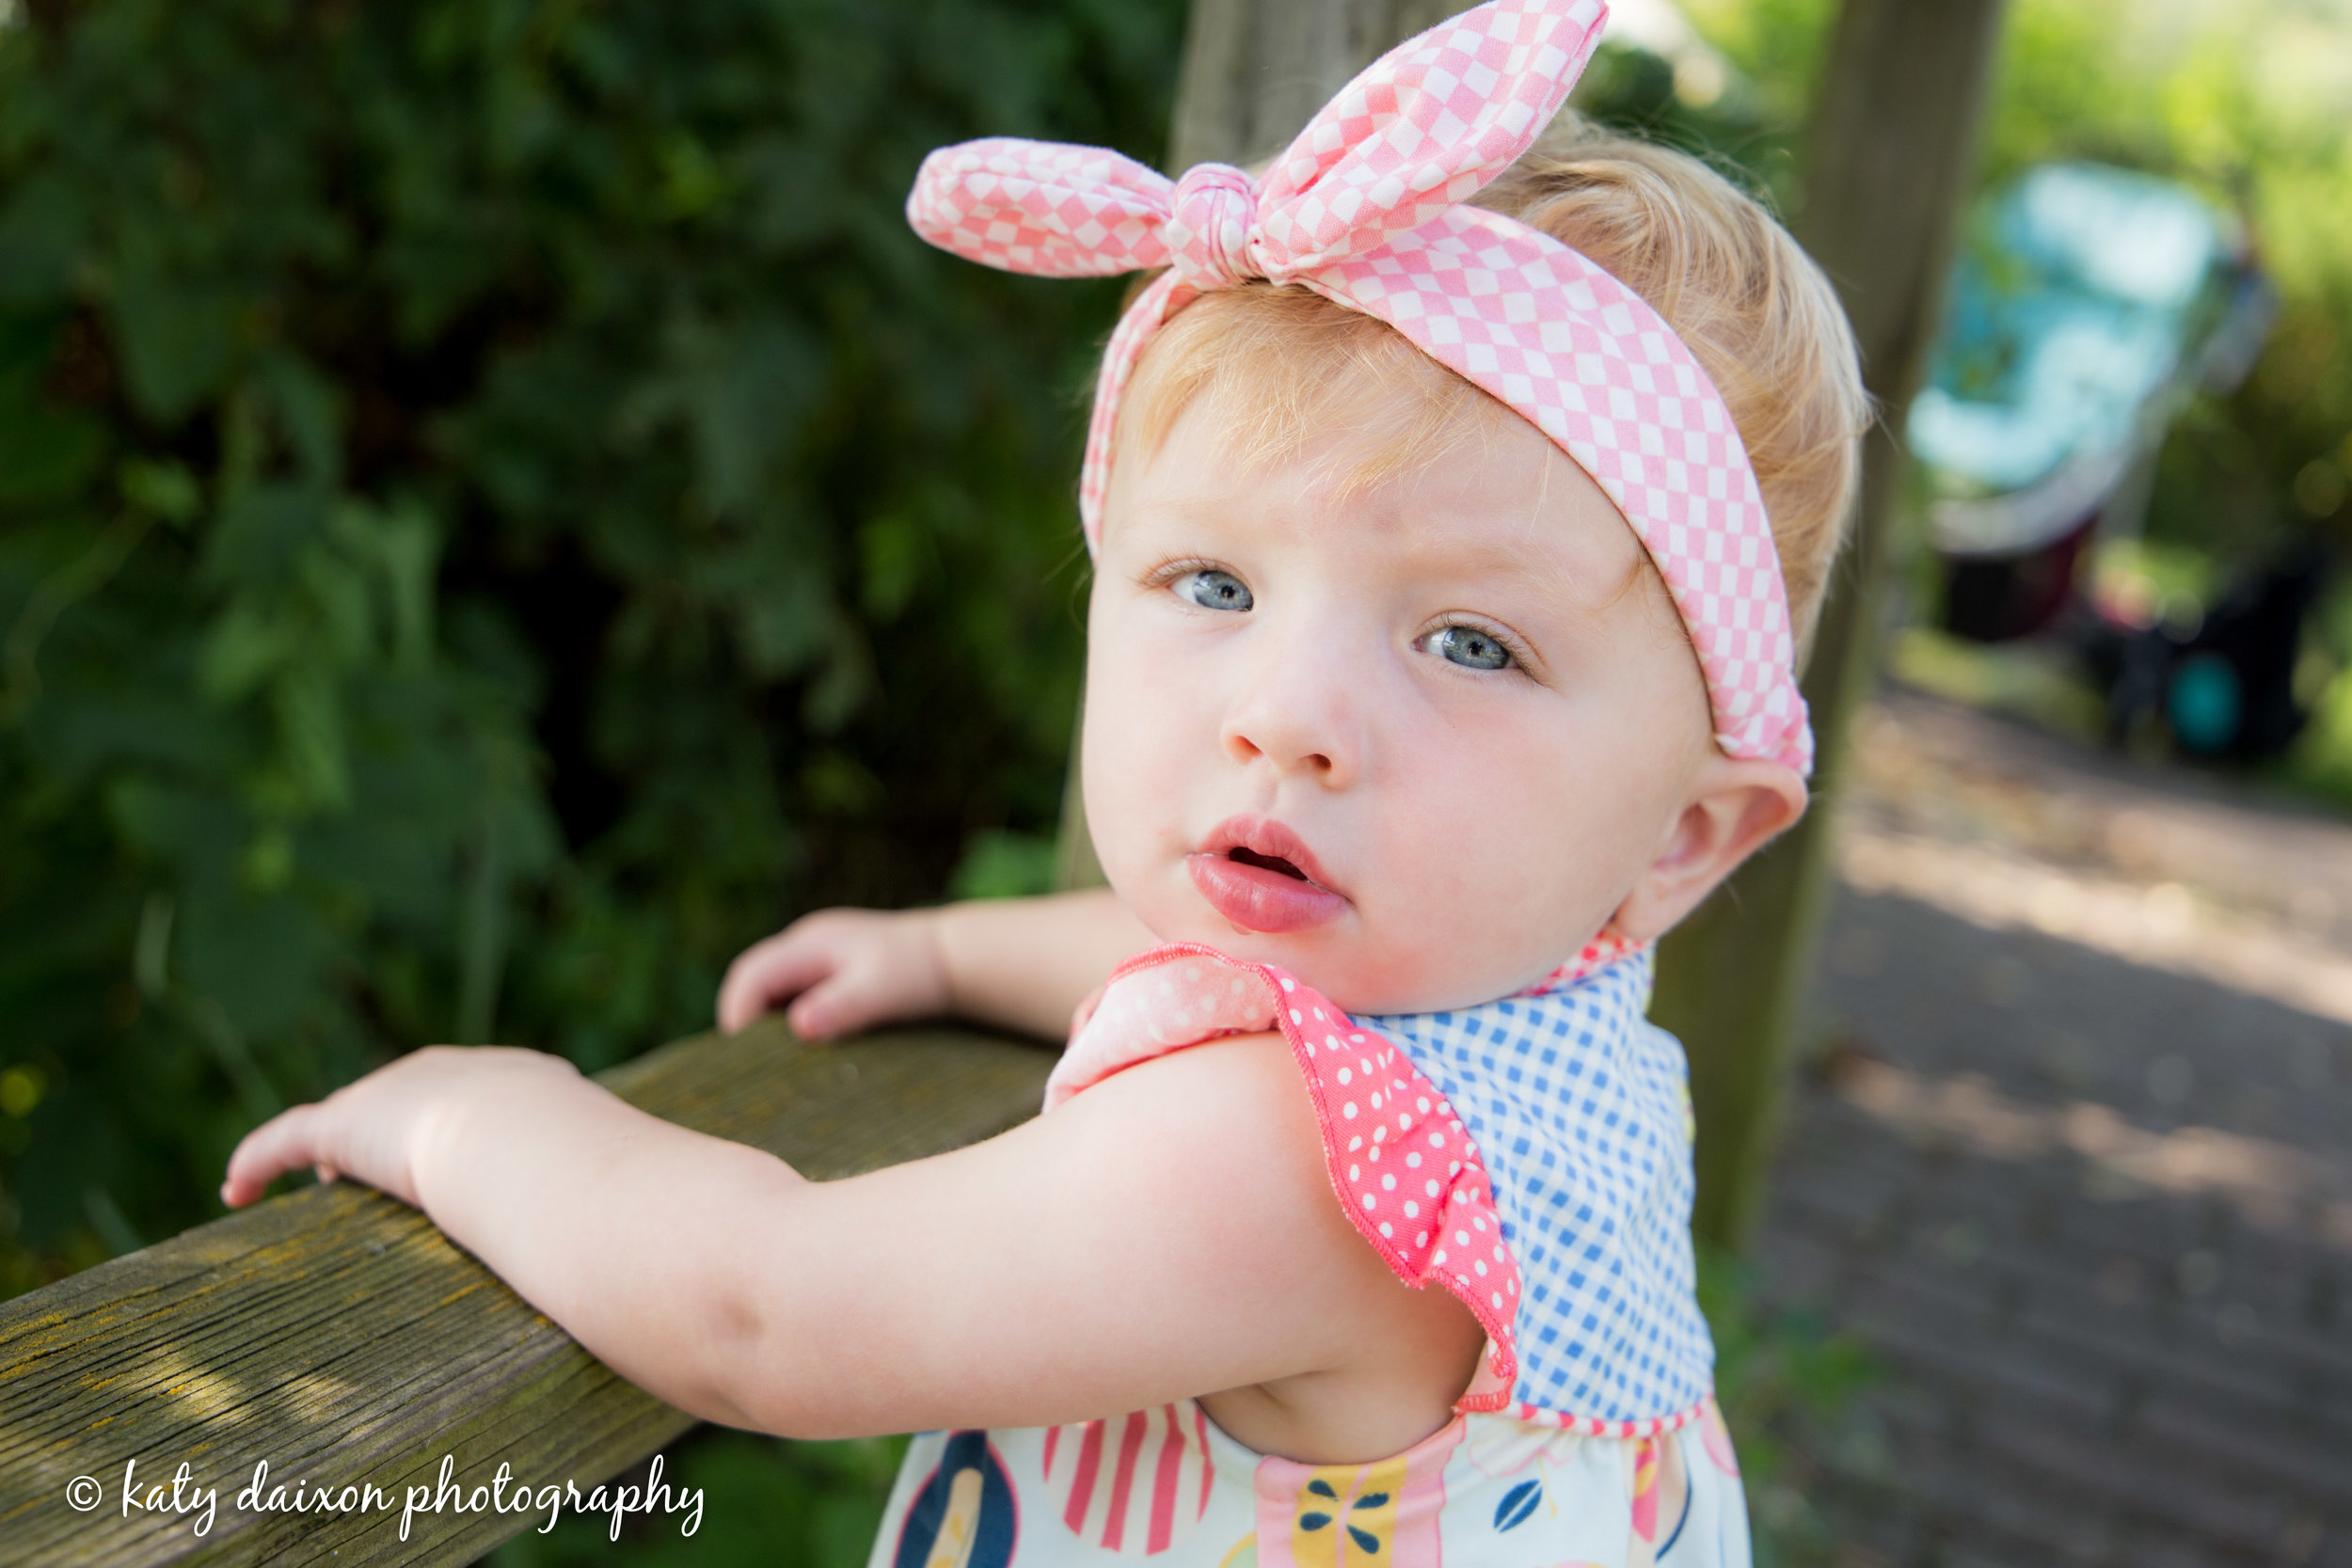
xmin=867 ymin=1398 xmax=1749 ymax=1568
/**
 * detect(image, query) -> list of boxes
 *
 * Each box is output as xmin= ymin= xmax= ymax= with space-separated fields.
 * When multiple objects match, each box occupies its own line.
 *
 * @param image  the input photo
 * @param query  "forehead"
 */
xmin=1106 ymin=366 xmax=1654 ymax=610
xmin=1113 ymin=285 xmax=1495 ymax=505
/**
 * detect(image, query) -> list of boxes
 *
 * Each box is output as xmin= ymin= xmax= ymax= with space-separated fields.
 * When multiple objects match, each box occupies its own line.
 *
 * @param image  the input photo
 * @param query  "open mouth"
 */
xmin=1226 ymin=847 xmax=1309 ymax=881
xmin=1189 ymin=816 xmax=1346 ymax=932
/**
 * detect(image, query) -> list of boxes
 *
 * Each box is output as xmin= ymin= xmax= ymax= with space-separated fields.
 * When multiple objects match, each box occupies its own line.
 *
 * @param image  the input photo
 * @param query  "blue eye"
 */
xmin=1430 ymin=625 xmax=1512 ymax=671
xmin=1176 ymin=569 xmax=1253 ymax=612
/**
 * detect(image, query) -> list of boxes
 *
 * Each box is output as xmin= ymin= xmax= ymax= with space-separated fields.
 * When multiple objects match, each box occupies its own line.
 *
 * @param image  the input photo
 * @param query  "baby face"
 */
xmin=1083 ymin=387 xmax=1726 ymax=1015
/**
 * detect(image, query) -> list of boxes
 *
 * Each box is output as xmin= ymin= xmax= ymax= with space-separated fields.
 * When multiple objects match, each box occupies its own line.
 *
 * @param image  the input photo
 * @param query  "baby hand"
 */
xmin=220 ymin=1045 xmax=580 ymax=1210
xmin=716 ymin=907 xmax=949 ymax=1038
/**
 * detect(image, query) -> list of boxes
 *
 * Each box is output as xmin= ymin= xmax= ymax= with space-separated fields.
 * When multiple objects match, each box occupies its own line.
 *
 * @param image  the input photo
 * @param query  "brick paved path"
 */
xmin=1756 ymin=689 xmax=2352 ymax=1568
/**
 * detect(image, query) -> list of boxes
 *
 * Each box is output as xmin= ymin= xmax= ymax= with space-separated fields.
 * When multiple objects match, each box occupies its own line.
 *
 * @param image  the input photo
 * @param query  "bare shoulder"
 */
xmin=740 ymin=1032 xmax=1482 ymax=1460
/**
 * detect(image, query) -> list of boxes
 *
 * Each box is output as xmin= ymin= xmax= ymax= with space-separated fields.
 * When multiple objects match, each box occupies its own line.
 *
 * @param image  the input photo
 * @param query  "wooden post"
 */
xmin=1056 ymin=0 xmax=1447 ymax=890
xmin=1652 ymin=0 xmax=2010 ymax=1248
xmin=1167 ymin=0 xmax=1460 ymax=168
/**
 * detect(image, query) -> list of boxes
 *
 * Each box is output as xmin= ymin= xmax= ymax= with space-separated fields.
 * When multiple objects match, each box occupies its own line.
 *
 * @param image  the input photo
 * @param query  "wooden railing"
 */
xmin=0 ymin=1021 xmax=1054 ymax=1567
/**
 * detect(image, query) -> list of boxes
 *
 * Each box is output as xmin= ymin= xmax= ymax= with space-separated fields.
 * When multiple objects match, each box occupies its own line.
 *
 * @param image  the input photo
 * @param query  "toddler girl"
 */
xmin=226 ymin=2 xmax=1865 ymax=1563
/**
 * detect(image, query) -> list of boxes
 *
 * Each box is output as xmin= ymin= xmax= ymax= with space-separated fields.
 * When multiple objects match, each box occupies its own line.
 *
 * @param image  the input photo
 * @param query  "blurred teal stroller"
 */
xmin=1908 ymin=162 xmax=2285 ymax=754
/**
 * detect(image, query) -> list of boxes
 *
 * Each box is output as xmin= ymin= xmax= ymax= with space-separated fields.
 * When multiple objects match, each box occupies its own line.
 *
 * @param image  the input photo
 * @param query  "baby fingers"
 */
xmin=215 ymin=1044 xmax=543 ymax=1212
xmin=718 ymin=931 xmax=839 ymax=1035
xmin=221 ymin=1103 xmax=332 ymax=1209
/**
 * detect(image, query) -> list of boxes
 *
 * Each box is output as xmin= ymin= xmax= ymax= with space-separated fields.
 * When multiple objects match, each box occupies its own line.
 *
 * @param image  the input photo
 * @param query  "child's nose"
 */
xmin=1220 ymin=641 xmax=1364 ymax=787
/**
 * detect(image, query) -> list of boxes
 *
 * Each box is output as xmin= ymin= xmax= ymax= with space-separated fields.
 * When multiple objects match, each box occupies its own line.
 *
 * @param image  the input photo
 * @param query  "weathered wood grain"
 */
xmin=0 ymin=1022 xmax=1054 ymax=1568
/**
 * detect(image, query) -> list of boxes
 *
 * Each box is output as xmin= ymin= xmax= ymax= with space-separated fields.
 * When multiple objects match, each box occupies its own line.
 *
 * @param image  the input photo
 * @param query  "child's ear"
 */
xmin=1609 ymin=758 xmax=1809 ymax=943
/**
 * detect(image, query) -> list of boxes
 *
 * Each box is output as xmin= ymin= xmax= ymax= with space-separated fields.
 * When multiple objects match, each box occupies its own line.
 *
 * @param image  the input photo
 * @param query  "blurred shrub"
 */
xmin=0 ymin=0 xmax=1181 ymax=1293
xmin=944 ymin=826 xmax=1058 ymax=900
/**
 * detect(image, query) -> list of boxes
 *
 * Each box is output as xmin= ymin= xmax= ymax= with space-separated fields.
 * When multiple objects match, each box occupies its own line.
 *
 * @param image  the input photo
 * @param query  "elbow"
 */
xmin=588 ymin=1296 xmax=771 ymax=1431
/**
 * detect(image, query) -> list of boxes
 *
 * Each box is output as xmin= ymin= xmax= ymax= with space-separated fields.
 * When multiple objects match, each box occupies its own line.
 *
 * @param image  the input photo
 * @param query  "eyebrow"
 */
xmin=1390 ymin=516 xmax=1639 ymax=614
xmin=1116 ymin=459 xmax=1650 ymax=617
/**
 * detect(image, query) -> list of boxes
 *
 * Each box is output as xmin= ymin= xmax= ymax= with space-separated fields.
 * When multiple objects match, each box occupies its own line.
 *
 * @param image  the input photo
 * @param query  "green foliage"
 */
xmin=1699 ymin=1249 xmax=1879 ymax=1568
xmin=0 ymin=0 xmax=1181 ymax=1293
xmin=946 ymin=826 xmax=1058 ymax=900
xmin=1665 ymin=0 xmax=1837 ymax=205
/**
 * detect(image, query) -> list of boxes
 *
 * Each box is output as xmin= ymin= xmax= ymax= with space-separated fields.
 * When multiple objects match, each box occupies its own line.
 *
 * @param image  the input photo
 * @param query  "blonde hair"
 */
xmin=1112 ymin=116 xmax=1870 ymax=660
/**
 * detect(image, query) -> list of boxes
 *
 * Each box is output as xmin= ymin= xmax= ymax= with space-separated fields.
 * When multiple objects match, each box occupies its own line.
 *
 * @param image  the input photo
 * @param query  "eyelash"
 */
xmin=1142 ymin=558 xmax=1536 ymax=673
xmin=1420 ymin=616 xmax=1534 ymax=673
xmin=1141 ymin=556 xmax=1226 ymax=591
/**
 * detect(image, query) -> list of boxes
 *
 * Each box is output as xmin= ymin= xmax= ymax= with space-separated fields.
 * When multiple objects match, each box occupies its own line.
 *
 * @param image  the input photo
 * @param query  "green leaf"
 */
xmin=106 ymin=265 xmax=243 ymax=426
xmin=197 ymin=596 xmax=300 ymax=703
xmin=857 ymin=511 xmax=926 ymax=623
xmin=119 ymin=458 xmax=202 ymax=526
xmin=0 ymin=397 xmax=104 ymax=506
xmin=259 ymin=353 xmax=345 ymax=487
xmin=201 ymin=482 xmax=328 ymax=589
xmin=272 ymin=662 xmax=352 ymax=811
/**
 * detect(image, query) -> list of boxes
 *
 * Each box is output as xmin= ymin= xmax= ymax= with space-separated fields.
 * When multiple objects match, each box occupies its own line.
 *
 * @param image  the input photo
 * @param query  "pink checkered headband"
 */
xmin=906 ymin=0 xmax=1813 ymax=775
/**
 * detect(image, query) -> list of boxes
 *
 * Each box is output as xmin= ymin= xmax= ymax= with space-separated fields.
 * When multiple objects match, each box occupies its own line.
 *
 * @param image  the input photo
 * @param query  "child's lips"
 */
xmin=1187 ymin=853 xmax=1350 ymax=932
xmin=1188 ymin=816 xmax=1349 ymax=933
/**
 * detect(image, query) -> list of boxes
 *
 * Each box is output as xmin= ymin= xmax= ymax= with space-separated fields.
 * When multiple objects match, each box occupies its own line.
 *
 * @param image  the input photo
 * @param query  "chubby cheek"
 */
xmin=1366 ymin=740 xmax=1634 ymax=993
xmin=1076 ymin=593 xmax=1218 ymax=933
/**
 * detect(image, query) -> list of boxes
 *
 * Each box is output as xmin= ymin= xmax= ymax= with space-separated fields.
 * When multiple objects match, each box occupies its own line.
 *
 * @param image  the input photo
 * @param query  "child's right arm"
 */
xmin=716 ymin=889 xmax=1157 ymax=1042
xmin=223 ymin=1024 xmax=1486 ymax=1462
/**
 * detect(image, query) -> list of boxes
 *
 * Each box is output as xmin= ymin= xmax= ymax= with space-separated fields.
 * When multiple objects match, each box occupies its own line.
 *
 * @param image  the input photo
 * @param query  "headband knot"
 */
xmin=1166 ymin=164 xmax=1260 ymax=292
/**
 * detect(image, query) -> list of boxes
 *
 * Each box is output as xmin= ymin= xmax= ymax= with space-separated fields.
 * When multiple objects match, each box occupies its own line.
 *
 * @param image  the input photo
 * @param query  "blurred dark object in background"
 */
xmin=1940 ymin=516 xmax=2096 ymax=645
xmin=2074 ymin=546 xmax=2328 ymax=760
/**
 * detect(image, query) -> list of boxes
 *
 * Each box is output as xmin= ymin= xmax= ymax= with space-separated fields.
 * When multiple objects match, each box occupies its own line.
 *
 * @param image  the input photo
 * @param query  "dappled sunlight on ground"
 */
xmin=1824 ymin=1053 xmax=2352 ymax=1252
xmin=1755 ymin=689 xmax=2352 ymax=1568
xmin=1839 ymin=827 xmax=2352 ymax=1033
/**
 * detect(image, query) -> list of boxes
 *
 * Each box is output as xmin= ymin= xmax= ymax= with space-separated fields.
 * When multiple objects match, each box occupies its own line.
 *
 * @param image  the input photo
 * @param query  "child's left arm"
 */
xmin=223 ymin=1036 xmax=1478 ymax=1452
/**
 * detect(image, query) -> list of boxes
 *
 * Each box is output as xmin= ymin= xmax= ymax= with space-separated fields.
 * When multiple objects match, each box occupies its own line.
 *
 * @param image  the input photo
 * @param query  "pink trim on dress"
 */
xmin=1503 ymin=1395 xmax=1713 ymax=1440
xmin=1520 ymin=927 xmax=1648 ymax=995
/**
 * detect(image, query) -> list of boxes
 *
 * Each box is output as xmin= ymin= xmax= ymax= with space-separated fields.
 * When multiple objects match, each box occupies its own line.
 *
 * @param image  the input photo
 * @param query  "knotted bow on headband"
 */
xmin=908 ymin=0 xmax=1812 ymax=774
